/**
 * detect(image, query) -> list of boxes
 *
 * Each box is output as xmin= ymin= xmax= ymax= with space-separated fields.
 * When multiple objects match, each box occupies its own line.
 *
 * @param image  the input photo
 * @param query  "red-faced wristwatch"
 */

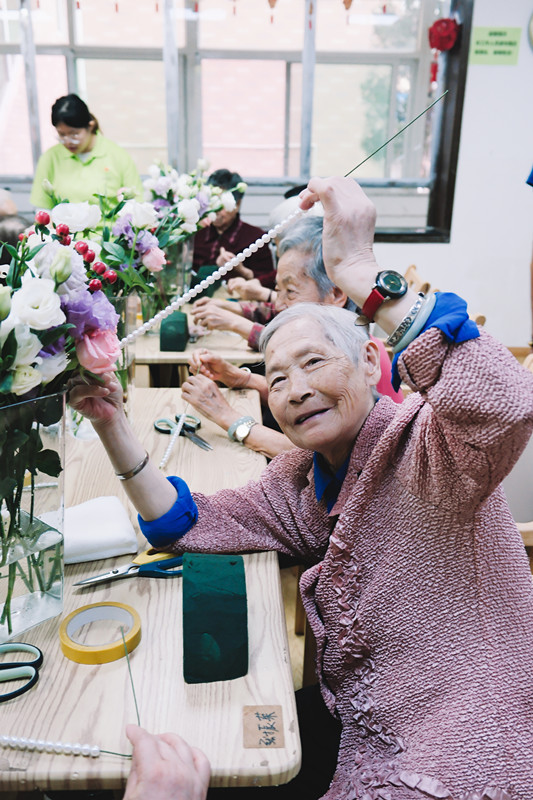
xmin=360 ymin=270 xmax=408 ymax=322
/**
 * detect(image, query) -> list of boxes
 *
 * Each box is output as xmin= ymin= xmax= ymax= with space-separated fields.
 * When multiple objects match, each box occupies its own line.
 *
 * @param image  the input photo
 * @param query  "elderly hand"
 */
xmin=299 ymin=177 xmax=379 ymax=305
xmin=191 ymin=302 xmax=239 ymax=332
xmin=216 ymin=246 xmax=234 ymax=267
xmin=188 ymin=349 xmax=247 ymax=388
xmin=67 ymin=371 xmax=124 ymax=427
xmin=228 ymin=277 xmax=270 ymax=302
xmin=181 ymin=374 xmax=236 ymax=429
xmin=124 ymin=725 xmax=210 ymax=800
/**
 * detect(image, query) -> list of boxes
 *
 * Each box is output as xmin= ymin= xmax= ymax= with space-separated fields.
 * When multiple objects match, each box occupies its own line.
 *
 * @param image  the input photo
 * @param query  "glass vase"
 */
xmin=0 ymin=391 xmax=65 ymax=643
xmin=141 ymin=237 xmax=195 ymax=333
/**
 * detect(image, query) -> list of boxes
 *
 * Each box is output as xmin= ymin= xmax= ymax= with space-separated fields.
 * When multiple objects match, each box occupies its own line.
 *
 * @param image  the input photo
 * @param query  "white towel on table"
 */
xmin=41 ymin=496 xmax=138 ymax=564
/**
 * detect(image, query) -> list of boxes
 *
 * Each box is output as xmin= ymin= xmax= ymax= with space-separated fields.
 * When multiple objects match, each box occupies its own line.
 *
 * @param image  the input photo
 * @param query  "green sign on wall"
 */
xmin=469 ymin=27 xmax=521 ymax=65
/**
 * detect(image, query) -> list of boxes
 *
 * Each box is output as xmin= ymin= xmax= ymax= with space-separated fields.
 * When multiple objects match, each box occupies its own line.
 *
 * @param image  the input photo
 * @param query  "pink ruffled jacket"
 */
xmin=173 ymin=328 xmax=533 ymax=800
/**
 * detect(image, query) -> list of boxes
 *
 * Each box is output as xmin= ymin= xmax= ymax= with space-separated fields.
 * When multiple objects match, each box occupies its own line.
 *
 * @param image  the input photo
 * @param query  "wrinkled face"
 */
xmin=213 ymin=199 xmax=240 ymax=233
xmin=265 ymin=317 xmax=376 ymax=470
xmin=55 ymin=122 xmax=94 ymax=154
xmin=274 ymin=250 xmax=322 ymax=311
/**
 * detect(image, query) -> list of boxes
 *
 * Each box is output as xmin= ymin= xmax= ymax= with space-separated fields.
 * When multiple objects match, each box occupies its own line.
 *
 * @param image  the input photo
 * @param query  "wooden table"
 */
xmin=134 ymin=329 xmax=263 ymax=388
xmin=0 ymin=388 xmax=300 ymax=793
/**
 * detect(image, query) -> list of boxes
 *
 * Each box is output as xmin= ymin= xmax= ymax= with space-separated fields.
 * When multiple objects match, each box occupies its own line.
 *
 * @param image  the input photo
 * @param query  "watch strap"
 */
xmin=361 ymin=288 xmax=387 ymax=323
xmin=227 ymin=416 xmax=257 ymax=443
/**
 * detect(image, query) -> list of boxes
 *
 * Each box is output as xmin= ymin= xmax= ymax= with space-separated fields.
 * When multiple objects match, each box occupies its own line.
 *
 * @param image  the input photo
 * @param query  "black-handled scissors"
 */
xmin=74 ymin=549 xmax=184 ymax=587
xmin=0 ymin=642 xmax=43 ymax=702
xmin=154 ymin=414 xmax=212 ymax=451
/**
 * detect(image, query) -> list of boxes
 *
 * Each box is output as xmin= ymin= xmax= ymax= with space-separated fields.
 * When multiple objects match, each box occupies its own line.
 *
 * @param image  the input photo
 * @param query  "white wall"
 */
xmin=374 ymin=0 xmax=533 ymax=347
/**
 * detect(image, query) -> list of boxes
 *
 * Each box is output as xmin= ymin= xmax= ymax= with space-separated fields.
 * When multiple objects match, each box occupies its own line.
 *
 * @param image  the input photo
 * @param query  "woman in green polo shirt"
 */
xmin=30 ymin=93 xmax=143 ymax=210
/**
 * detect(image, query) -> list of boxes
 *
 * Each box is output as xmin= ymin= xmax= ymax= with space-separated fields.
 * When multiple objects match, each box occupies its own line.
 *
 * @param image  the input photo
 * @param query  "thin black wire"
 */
xmin=344 ymin=90 xmax=448 ymax=178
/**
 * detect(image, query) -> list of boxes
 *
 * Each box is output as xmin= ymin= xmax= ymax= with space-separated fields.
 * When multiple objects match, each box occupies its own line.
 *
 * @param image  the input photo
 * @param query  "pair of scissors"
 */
xmin=154 ymin=414 xmax=212 ymax=451
xmin=74 ymin=549 xmax=183 ymax=587
xmin=0 ymin=643 xmax=43 ymax=702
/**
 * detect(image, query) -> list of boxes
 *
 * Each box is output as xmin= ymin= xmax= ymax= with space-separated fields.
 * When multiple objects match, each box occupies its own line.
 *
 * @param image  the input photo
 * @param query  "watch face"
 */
xmin=376 ymin=270 xmax=408 ymax=298
xmin=235 ymin=423 xmax=250 ymax=442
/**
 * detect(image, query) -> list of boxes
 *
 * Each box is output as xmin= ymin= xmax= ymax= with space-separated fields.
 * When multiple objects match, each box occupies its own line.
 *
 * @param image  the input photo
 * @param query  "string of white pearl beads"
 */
xmin=0 ymin=734 xmax=100 ymax=757
xmin=118 ymin=205 xmax=305 ymax=348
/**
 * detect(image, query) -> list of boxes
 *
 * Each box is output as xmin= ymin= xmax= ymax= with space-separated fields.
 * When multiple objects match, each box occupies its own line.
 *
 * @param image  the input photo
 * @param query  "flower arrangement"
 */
xmin=0 ymin=216 xmax=121 ymax=638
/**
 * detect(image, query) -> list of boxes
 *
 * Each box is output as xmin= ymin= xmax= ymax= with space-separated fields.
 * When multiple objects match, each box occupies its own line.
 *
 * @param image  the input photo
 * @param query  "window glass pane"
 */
xmin=288 ymin=63 xmax=302 ymax=177
xmin=74 ymin=0 xmax=182 ymax=47
xmin=316 ymin=0 xmax=420 ymax=53
xmin=80 ymin=59 xmax=167 ymax=175
xmin=311 ymin=63 xmax=392 ymax=180
xmin=198 ymin=0 xmax=304 ymax=51
xmin=0 ymin=54 xmax=67 ymax=175
xmin=202 ymin=59 xmax=286 ymax=178
xmin=32 ymin=0 xmax=69 ymax=45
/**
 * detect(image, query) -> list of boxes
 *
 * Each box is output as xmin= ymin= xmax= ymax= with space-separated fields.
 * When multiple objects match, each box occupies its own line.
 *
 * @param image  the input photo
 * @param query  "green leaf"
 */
xmin=35 ymin=448 xmax=62 ymax=478
xmin=102 ymin=241 xmax=127 ymax=261
xmin=36 ymin=323 xmax=74 ymax=348
xmin=1 ymin=329 xmax=17 ymax=370
xmin=26 ymin=243 xmax=46 ymax=260
xmin=0 ymin=373 xmax=13 ymax=393
xmin=4 ymin=244 xmax=18 ymax=259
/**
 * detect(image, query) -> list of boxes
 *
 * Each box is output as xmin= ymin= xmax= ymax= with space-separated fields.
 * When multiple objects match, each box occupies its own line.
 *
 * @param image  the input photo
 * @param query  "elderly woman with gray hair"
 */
xmin=69 ymin=177 xmax=533 ymax=800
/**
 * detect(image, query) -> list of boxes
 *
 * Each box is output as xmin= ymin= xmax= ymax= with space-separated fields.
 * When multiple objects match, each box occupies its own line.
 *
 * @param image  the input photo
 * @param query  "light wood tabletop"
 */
xmin=134 ymin=329 xmax=263 ymax=387
xmin=0 ymin=388 xmax=301 ymax=793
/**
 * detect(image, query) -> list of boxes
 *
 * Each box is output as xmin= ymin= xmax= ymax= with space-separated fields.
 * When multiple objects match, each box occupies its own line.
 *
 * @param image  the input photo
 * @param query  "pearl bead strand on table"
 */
xmin=119 ymin=206 xmax=305 ymax=348
xmin=0 ymin=734 xmax=100 ymax=757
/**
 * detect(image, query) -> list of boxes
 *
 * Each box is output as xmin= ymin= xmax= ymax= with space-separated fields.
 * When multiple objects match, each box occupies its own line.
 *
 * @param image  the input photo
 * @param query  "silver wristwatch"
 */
xmin=228 ymin=416 xmax=257 ymax=444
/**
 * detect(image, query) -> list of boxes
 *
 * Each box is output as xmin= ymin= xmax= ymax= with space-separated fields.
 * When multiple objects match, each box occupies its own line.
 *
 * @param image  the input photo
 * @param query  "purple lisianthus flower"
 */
xmin=196 ymin=190 xmax=211 ymax=217
xmin=136 ymin=230 xmax=159 ymax=255
xmin=112 ymin=214 xmax=135 ymax=247
xmin=62 ymin=289 xmax=119 ymax=339
xmin=153 ymin=198 xmax=172 ymax=213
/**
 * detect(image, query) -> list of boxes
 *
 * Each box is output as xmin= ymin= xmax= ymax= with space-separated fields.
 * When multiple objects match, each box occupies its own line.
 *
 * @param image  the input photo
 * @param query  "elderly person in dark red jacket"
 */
xmin=70 ymin=177 xmax=533 ymax=800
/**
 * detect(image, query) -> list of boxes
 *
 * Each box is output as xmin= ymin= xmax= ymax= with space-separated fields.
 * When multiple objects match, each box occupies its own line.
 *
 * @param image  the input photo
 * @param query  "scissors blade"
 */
xmin=182 ymin=429 xmax=213 ymax=450
xmin=73 ymin=563 xmax=138 ymax=587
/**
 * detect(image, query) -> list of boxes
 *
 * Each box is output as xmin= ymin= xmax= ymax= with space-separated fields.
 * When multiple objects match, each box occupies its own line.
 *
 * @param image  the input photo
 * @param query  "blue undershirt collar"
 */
xmin=313 ymin=452 xmax=351 ymax=513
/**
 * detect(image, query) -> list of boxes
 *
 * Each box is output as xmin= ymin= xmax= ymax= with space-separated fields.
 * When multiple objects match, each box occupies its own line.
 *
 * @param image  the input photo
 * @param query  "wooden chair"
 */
xmin=404 ymin=264 xmax=431 ymax=295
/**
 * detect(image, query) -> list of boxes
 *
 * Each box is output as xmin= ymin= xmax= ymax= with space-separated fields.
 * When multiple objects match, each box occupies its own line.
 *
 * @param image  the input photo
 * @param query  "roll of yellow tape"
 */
xmin=59 ymin=602 xmax=141 ymax=665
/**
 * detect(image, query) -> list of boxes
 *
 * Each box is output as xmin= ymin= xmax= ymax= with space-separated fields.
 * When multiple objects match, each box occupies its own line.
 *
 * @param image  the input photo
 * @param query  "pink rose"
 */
xmin=76 ymin=329 xmax=121 ymax=374
xmin=141 ymin=247 xmax=166 ymax=272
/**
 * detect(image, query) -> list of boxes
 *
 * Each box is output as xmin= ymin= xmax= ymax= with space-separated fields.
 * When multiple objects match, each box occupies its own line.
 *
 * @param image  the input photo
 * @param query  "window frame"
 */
xmin=0 ymin=0 xmax=473 ymax=243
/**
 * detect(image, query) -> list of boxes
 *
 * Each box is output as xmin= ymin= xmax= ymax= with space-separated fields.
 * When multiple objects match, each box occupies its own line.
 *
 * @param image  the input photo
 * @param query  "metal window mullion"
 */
xmin=300 ymin=0 xmax=316 ymax=180
xmin=184 ymin=0 xmax=200 ymax=172
xmin=163 ymin=0 xmax=180 ymax=170
xmin=19 ymin=0 xmax=41 ymax=169
xmin=284 ymin=61 xmax=291 ymax=177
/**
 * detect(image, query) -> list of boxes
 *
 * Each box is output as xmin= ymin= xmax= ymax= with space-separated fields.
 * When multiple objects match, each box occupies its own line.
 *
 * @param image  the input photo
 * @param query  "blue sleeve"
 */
xmin=138 ymin=475 xmax=198 ymax=548
xmin=527 ymin=166 xmax=533 ymax=187
xmin=391 ymin=292 xmax=480 ymax=390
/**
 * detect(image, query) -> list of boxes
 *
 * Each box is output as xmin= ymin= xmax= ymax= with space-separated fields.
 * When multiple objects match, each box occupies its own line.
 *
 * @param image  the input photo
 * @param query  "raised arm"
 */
xmin=67 ymin=373 xmax=177 ymax=521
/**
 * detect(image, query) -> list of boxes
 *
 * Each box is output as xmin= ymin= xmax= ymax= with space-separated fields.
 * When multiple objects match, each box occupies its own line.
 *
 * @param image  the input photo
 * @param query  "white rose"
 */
xmin=196 ymin=158 xmax=210 ymax=172
xmin=11 ymin=364 xmax=43 ymax=395
xmin=51 ymin=202 xmax=102 ymax=233
xmin=177 ymin=198 xmax=200 ymax=226
xmin=118 ymin=200 xmax=158 ymax=229
xmin=148 ymin=164 xmax=161 ymax=180
xmin=0 ymin=319 xmax=42 ymax=366
xmin=180 ymin=222 xmax=198 ymax=235
xmin=154 ymin=176 xmax=172 ymax=197
xmin=221 ymin=191 xmax=236 ymax=212
xmin=10 ymin=277 xmax=65 ymax=330
xmin=37 ymin=351 xmax=70 ymax=384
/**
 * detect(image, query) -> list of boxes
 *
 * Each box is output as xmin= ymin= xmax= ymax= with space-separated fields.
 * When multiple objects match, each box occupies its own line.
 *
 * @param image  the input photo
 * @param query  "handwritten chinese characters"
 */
xmin=243 ymin=705 xmax=285 ymax=749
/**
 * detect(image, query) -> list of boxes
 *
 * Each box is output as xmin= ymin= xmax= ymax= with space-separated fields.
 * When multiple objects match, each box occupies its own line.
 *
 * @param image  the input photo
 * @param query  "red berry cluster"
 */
xmin=75 ymin=240 xmax=118 ymax=292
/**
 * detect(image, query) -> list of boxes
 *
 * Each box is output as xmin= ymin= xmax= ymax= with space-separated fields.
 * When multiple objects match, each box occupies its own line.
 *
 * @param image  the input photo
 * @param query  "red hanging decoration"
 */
xmin=155 ymin=1 xmax=159 ymax=11
xmin=76 ymin=0 xmax=80 ymax=8
xmin=428 ymin=18 xmax=459 ymax=86
xmin=308 ymin=1 xmax=313 ymax=30
xmin=343 ymin=0 xmax=353 ymax=25
xmin=114 ymin=1 xmax=119 ymax=11
xmin=194 ymin=2 xmax=199 ymax=11
xmin=428 ymin=18 xmax=459 ymax=51
xmin=268 ymin=0 xmax=277 ymax=24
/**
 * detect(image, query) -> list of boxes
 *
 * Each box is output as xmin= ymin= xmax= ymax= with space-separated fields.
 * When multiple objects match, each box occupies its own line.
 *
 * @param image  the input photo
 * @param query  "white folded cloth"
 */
xmin=41 ymin=496 xmax=138 ymax=564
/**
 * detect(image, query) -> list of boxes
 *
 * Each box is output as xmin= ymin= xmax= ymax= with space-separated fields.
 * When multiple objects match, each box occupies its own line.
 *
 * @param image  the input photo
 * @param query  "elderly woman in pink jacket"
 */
xmin=70 ymin=178 xmax=533 ymax=800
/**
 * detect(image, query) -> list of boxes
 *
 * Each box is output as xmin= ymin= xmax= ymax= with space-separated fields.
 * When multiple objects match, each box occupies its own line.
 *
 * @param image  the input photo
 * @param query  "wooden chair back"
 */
xmin=404 ymin=264 xmax=431 ymax=295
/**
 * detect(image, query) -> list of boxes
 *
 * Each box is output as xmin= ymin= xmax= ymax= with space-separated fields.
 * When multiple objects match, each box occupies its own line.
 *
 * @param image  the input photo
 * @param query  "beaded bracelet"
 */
xmin=116 ymin=451 xmax=149 ymax=481
xmin=391 ymin=292 xmax=437 ymax=354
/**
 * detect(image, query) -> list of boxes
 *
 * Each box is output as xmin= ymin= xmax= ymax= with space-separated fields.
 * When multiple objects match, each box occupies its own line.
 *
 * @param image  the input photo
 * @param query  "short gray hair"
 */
xmin=259 ymin=303 xmax=368 ymax=366
xmin=277 ymin=217 xmax=356 ymax=312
